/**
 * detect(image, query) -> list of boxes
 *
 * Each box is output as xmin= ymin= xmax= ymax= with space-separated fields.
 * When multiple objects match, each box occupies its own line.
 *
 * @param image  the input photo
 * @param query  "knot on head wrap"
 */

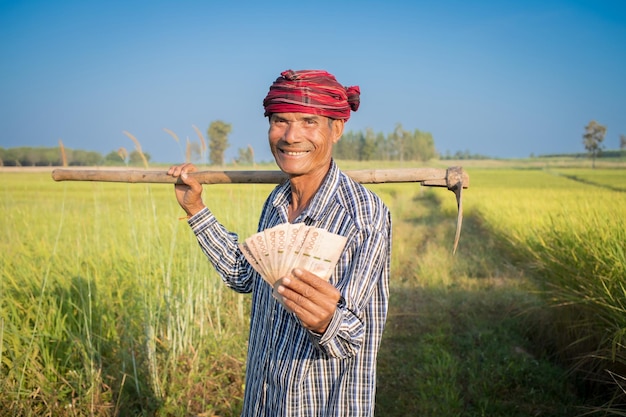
xmin=263 ymin=69 xmax=360 ymax=121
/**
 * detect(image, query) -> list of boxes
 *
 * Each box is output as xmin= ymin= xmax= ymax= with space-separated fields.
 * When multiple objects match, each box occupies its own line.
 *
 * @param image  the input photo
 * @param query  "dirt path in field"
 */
xmin=374 ymin=191 xmax=585 ymax=416
xmin=555 ymin=171 xmax=626 ymax=193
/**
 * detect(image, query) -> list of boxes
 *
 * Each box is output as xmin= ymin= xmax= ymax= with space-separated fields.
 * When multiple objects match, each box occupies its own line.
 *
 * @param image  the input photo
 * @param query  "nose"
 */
xmin=282 ymin=122 xmax=299 ymax=144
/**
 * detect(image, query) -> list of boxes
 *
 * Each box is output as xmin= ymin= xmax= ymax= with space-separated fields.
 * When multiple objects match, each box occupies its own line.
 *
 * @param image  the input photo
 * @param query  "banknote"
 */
xmin=239 ymin=223 xmax=347 ymax=286
xmin=295 ymin=230 xmax=348 ymax=280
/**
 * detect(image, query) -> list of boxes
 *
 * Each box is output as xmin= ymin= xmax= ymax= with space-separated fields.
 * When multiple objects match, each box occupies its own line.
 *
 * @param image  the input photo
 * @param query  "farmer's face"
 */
xmin=268 ymin=112 xmax=344 ymax=178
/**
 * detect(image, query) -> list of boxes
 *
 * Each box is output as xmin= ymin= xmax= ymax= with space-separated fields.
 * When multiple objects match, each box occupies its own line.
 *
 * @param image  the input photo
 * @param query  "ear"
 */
xmin=331 ymin=119 xmax=345 ymax=144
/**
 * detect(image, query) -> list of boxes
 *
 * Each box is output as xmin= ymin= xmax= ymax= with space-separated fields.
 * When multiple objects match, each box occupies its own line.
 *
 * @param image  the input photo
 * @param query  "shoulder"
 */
xmin=258 ymin=181 xmax=290 ymax=226
xmin=335 ymin=171 xmax=391 ymax=232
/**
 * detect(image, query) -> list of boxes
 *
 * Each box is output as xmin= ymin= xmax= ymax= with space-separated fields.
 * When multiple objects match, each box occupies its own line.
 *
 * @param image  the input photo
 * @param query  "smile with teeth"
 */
xmin=281 ymin=149 xmax=309 ymax=156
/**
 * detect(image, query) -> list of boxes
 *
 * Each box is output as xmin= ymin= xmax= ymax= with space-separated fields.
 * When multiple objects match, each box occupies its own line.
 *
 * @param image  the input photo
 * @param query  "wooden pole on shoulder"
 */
xmin=51 ymin=167 xmax=469 ymax=253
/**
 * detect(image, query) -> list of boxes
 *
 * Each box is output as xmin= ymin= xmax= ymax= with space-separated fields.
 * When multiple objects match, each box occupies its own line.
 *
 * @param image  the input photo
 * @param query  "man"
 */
xmin=168 ymin=69 xmax=391 ymax=416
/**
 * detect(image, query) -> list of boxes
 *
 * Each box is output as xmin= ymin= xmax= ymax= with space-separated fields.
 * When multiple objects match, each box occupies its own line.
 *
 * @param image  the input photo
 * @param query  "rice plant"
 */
xmin=2 ymin=162 xmax=625 ymax=415
xmin=455 ymin=167 xmax=626 ymax=409
xmin=0 ymin=172 xmax=271 ymax=415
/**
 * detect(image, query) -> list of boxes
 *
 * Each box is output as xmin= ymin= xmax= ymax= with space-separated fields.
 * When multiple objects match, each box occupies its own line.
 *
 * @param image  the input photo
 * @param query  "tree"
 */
xmin=402 ymin=129 xmax=433 ymax=161
xmin=358 ymin=128 xmax=377 ymax=161
xmin=236 ymin=145 xmax=254 ymax=165
xmin=374 ymin=132 xmax=389 ymax=160
xmin=422 ymin=131 xmax=437 ymax=161
xmin=620 ymin=134 xmax=626 ymax=154
xmin=70 ymin=149 xmax=103 ymax=166
xmin=207 ymin=120 xmax=231 ymax=166
xmin=583 ymin=120 xmax=606 ymax=168
xmin=331 ymin=125 xmax=439 ymax=162
xmin=128 ymin=150 xmax=150 ymax=166
xmin=104 ymin=150 xmax=126 ymax=166
xmin=390 ymin=123 xmax=407 ymax=162
xmin=333 ymin=130 xmax=360 ymax=160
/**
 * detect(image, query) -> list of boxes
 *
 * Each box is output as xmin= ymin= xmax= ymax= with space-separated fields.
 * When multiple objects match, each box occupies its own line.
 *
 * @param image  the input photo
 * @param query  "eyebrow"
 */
xmin=271 ymin=114 xmax=322 ymax=122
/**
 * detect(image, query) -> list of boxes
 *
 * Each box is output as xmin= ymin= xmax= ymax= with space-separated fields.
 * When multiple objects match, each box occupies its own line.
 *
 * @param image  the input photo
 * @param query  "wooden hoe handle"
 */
xmin=52 ymin=167 xmax=469 ymax=253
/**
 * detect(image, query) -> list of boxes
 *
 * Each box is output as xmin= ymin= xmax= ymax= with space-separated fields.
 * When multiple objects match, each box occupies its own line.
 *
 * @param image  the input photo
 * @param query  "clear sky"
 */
xmin=1 ymin=0 xmax=625 ymax=163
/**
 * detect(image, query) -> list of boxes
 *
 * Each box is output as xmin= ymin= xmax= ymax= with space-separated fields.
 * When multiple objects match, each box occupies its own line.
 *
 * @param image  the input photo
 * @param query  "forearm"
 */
xmin=309 ymin=228 xmax=390 ymax=358
xmin=309 ymin=301 xmax=365 ymax=358
xmin=188 ymin=208 xmax=254 ymax=293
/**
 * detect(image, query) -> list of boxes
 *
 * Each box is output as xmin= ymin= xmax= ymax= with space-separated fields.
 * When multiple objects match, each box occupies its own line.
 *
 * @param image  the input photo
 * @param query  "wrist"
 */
xmin=186 ymin=205 xmax=206 ymax=217
xmin=179 ymin=205 xmax=206 ymax=220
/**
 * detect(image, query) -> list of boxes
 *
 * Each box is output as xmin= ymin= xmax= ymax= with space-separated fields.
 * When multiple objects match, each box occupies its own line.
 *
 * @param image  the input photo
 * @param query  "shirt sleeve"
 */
xmin=310 ymin=217 xmax=391 ymax=359
xmin=188 ymin=207 xmax=255 ymax=293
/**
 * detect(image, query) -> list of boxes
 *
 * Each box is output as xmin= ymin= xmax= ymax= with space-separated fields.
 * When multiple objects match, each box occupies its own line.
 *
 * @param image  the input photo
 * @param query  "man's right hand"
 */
xmin=167 ymin=163 xmax=206 ymax=218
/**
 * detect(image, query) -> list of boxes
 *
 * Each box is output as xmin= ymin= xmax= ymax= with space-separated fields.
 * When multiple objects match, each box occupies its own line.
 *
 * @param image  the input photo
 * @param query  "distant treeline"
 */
xmin=334 ymin=124 xmax=499 ymax=161
xmin=538 ymin=150 xmax=625 ymax=159
xmin=439 ymin=150 xmax=493 ymax=160
xmin=5 ymin=144 xmax=622 ymax=168
xmin=0 ymin=147 xmax=151 ymax=167
xmin=334 ymin=125 xmax=437 ymax=162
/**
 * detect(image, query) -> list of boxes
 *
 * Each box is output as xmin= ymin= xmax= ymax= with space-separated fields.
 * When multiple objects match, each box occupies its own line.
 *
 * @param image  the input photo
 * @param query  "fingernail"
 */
xmin=282 ymin=277 xmax=291 ymax=285
xmin=181 ymin=172 xmax=188 ymax=179
xmin=292 ymin=268 xmax=302 ymax=276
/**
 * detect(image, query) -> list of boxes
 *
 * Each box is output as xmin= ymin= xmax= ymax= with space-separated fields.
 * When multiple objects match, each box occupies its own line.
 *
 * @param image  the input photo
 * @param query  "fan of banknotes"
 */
xmin=239 ymin=223 xmax=348 ymax=286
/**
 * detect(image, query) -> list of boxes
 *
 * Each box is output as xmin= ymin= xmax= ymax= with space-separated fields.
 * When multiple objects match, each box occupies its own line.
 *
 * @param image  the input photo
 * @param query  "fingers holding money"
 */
xmin=276 ymin=268 xmax=341 ymax=334
xmin=239 ymin=223 xmax=347 ymax=332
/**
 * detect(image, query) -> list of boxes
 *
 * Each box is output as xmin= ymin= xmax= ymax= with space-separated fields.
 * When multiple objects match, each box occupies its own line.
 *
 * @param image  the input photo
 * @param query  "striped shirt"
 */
xmin=188 ymin=160 xmax=391 ymax=416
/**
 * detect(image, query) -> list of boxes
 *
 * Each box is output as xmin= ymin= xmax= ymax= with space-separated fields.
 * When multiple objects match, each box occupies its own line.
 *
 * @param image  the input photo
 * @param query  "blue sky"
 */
xmin=1 ymin=0 xmax=625 ymax=163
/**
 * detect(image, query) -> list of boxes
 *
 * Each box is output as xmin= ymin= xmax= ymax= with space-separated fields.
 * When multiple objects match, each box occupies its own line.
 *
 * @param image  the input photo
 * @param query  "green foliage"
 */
xmin=0 ymin=147 xmax=153 ymax=167
xmin=458 ymin=166 xmax=626 ymax=410
xmin=104 ymin=150 xmax=126 ymax=165
xmin=236 ymin=145 xmax=254 ymax=165
xmin=128 ymin=149 xmax=151 ymax=166
xmin=207 ymin=120 xmax=232 ymax=166
xmin=333 ymin=123 xmax=436 ymax=161
xmin=374 ymin=186 xmax=583 ymax=416
xmin=0 ymin=146 xmax=78 ymax=166
xmin=2 ymin=161 xmax=626 ymax=415
xmin=553 ymin=168 xmax=626 ymax=192
xmin=440 ymin=149 xmax=494 ymax=160
xmin=0 ymin=173 xmax=270 ymax=415
xmin=583 ymin=120 xmax=607 ymax=168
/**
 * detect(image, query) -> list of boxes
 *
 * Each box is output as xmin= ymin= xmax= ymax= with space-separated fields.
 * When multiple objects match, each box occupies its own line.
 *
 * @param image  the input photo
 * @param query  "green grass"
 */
xmin=448 ymin=167 xmax=626 ymax=412
xmin=550 ymin=168 xmax=626 ymax=191
xmin=1 ymin=161 xmax=626 ymax=415
xmin=0 ymin=172 xmax=271 ymax=415
xmin=374 ymin=186 xmax=584 ymax=416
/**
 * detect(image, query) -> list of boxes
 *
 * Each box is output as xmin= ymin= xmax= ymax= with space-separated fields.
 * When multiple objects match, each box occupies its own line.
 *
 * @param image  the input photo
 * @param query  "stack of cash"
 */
xmin=239 ymin=223 xmax=348 ymax=286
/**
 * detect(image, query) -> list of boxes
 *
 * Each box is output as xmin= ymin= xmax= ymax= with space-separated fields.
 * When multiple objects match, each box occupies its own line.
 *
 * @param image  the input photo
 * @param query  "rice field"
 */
xmin=1 ymin=160 xmax=626 ymax=415
xmin=0 ymin=171 xmax=273 ymax=415
xmin=550 ymin=168 xmax=626 ymax=191
xmin=450 ymin=166 xmax=626 ymax=410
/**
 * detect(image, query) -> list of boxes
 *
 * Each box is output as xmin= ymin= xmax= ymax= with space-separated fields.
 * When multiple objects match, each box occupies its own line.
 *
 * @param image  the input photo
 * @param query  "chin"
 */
xmin=277 ymin=164 xmax=305 ymax=177
xmin=275 ymin=156 xmax=305 ymax=173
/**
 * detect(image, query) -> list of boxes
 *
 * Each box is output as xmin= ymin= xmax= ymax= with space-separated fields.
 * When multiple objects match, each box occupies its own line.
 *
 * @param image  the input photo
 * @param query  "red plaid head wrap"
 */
xmin=263 ymin=69 xmax=360 ymax=121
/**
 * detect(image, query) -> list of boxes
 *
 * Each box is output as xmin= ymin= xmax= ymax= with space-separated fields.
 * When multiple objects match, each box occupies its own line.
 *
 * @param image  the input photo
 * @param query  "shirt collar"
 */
xmin=272 ymin=159 xmax=341 ymax=224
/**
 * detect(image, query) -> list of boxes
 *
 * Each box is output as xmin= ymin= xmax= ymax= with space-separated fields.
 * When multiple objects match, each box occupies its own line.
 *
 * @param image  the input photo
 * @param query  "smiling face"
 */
xmin=268 ymin=112 xmax=344 ymax=179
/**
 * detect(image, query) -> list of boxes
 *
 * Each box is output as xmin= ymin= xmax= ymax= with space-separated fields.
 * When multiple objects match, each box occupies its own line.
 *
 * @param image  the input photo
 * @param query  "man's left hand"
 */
xmin=276 ymin=269 xmax=342 ymax=334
